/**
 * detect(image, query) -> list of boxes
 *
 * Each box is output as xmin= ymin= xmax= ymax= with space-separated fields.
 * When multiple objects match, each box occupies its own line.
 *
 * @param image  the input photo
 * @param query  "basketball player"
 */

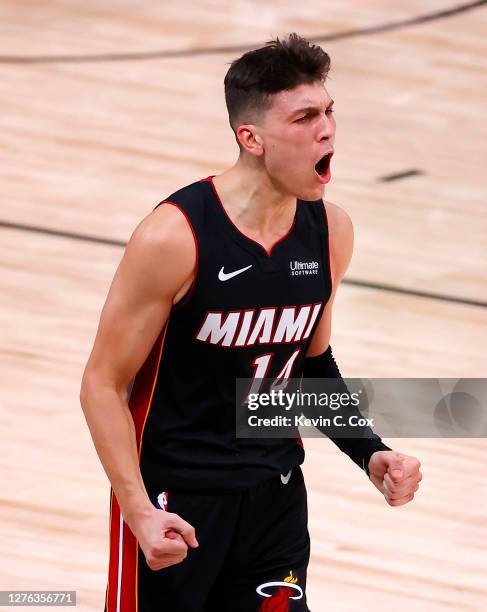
xmin=80 ymin=34 xmax=423 ymax=611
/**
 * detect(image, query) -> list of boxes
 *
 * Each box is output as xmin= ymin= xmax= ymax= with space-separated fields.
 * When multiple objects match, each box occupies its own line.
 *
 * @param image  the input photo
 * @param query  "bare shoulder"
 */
xmin=121 ymin=202 xmax=196 ymax=298
xmin=129 ymin=202 xmax=195 ymax=254
xmin=323 ymin=200 xmax=354 ymax=283
xmin=323 ymin=200 xmax=353 ymax=239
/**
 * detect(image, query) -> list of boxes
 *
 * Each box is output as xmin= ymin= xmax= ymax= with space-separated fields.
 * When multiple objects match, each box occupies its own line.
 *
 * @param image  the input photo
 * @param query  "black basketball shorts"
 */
xmin=104 ymin=466 xmax=311 ymax=611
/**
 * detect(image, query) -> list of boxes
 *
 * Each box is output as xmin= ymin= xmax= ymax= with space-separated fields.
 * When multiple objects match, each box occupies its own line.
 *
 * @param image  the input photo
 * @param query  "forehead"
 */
xmin=269 ymin=81 xmax=332 ymax=115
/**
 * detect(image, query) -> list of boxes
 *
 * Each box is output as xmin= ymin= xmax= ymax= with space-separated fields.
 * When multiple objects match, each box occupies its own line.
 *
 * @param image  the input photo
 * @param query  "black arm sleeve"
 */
xmin=302 ymin=346 xmax=392 ymax=476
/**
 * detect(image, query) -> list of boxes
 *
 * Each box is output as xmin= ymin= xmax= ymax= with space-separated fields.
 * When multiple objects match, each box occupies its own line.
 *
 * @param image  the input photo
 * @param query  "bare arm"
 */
xmin=305 ymin=202 xmax=422 ymax=505
xmin=305 ymin=200 xmax=353 ymax=357
xmin=80 ymin=203 xmax=198 ymax=567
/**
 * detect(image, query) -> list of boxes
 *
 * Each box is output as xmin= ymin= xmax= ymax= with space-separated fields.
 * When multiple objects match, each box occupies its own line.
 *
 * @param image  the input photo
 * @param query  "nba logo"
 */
xmin=157 ymin=491 xmax=169 ymax=511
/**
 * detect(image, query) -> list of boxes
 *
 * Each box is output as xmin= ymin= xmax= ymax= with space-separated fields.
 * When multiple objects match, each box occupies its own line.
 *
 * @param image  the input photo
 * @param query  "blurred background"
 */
xmin=1 ymin=1 xmax=486 ymax=610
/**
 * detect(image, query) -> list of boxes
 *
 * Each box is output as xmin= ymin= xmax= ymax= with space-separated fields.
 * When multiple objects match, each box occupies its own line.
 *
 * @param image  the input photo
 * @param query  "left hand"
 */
xmin=368 ymin=451 xmax=422 ymax=507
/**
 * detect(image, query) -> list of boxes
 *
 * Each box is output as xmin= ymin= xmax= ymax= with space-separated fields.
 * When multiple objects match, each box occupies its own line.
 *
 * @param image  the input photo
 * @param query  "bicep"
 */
xmin=83 ymin=206 xmax=195 ymax=392
xmin=85 ymin=266 xmax=170 ymax=393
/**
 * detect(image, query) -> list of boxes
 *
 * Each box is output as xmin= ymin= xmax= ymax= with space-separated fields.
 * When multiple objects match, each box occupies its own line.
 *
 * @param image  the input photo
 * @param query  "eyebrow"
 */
xmin=289 ymin=99 xmax=334 ymax=119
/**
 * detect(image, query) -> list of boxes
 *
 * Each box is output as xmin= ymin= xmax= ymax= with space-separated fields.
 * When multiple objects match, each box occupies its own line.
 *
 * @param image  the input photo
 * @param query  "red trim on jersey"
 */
xmin=158 ymin=200 xmax=199 ymax=310
xmin=207 ymin=176 xmax=297 ymax=257
xmin=321 ymin=201 xmax=333 ymax=298
xmin=129 ymin=326 xmax=167 ymax=449
xmin=267 ymin=216 xmax=297 ymax=256
xmin=105 ymin=325 xmax=167 ymax=612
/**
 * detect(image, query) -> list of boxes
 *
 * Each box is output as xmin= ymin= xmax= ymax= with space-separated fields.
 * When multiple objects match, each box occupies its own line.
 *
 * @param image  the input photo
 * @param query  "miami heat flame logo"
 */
xmin=257 ymin=570 xmax=303 ymax=611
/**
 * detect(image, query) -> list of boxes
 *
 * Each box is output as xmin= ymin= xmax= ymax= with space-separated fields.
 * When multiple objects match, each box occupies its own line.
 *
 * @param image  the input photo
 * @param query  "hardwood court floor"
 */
xmin=1 ymin=1 xmax=486 ymax=610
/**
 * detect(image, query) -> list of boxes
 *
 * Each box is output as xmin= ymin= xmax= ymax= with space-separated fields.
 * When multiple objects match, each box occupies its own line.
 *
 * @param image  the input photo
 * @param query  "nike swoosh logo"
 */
xmin=280 ymin=469 xmax=292 ymax=485
xmin=218 ymin=264 xmax=253 ymax=281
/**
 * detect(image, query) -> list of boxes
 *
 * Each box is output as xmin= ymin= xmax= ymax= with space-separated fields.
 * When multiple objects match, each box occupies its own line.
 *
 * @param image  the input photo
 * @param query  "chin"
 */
xmin=273 ymin=172 xmax=325 ymax=202
xmin=297 ymin=183 xmax=325 ymax=202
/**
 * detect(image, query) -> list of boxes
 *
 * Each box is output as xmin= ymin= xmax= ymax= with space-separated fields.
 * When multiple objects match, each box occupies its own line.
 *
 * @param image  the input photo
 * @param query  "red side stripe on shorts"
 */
xmin=105 ymin=324 xmax=167 ymax=612
xmin=106 ymin=491 xmax=120 ymax=612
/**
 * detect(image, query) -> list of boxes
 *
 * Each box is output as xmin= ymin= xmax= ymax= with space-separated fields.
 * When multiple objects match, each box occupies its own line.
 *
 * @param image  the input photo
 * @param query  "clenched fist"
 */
xmin=368 ymin=451 xmax=423 ymax=507
xmin=131 ymin=508 xmax=199 ymax=571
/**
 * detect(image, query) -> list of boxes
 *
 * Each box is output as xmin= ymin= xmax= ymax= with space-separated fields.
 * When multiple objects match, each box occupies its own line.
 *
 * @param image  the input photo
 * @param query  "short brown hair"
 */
xmin=224 ymin=33 xmax=331 ymax=134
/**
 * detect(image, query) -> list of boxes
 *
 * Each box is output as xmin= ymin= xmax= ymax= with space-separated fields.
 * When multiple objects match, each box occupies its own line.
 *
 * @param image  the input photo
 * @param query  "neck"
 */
xmin=212 ymin=156 xmax=296 ymax=234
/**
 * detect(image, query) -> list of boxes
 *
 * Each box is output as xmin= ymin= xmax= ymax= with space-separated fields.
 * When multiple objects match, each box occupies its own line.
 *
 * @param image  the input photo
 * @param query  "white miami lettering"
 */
xmin=246 ymin=308 xmax=277 ymax=345
xmin=195 ymin=302 xmax=323 ymax=347
xmin=195 ymin=311 xmax=241 ymax=346
xmin=302 ymin=302 xmax=323 ymax=338
xmin=273 ymin=306 xmax=311 ymax=343
xmin=234 ymin=310 xmax=256 ymax=346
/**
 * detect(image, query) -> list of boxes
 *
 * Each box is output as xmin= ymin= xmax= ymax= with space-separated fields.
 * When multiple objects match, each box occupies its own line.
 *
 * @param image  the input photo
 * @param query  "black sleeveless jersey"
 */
xmin=131 ymin=177 xmax=332 ymax=492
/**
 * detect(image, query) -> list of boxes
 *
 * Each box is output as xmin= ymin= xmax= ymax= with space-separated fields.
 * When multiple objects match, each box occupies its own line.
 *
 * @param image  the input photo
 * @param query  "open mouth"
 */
xmin=315 ymin=153 xmax=333 ymax=177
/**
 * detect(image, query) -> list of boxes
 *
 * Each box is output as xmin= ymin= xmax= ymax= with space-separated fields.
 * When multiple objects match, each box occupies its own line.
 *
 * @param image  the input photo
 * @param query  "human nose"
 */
xmin=317 ymin=111 xmax=335 ymax=141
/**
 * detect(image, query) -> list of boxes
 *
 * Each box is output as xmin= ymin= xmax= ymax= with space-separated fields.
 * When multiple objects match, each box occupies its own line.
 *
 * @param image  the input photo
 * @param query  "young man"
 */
xmin=81 ymin=34 xmax=422 ymax=612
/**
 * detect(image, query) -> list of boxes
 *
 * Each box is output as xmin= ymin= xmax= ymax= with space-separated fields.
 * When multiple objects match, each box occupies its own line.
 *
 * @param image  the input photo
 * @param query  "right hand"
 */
xmin=132 ymin=508 xmax=199 ymax=571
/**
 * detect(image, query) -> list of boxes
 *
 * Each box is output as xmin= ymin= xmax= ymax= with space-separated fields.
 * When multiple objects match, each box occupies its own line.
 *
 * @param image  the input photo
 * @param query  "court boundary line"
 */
xmin=1 ymin=219 xmax=485 ymax=309
xmin=342 ymin=278 xmax=486 ymax=309
xmin=0 ymin=220 xmax=126 ymax=248
xmin=0 ymin=0 xmax=485 ymax=64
